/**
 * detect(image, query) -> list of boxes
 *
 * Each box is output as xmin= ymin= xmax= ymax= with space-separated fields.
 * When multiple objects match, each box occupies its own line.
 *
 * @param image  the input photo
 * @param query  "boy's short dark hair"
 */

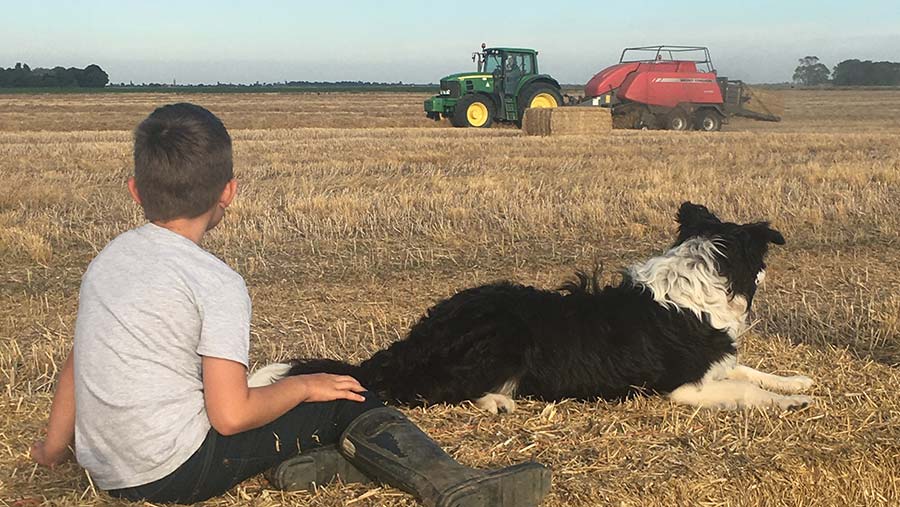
xmin=133 ymin=103 xmax=233 ymax=221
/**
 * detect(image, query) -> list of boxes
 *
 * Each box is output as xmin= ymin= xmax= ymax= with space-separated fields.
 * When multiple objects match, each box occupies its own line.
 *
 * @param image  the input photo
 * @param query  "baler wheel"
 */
xmin=665 ymin=109 xmax=691 ymax=131
xmin=695 ymin=110 xmax=723 ymax=132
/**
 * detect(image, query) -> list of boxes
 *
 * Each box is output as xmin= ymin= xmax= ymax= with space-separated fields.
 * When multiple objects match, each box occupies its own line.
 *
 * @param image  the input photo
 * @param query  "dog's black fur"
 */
xmin=285 ymin=202 xmax=785 ymax=406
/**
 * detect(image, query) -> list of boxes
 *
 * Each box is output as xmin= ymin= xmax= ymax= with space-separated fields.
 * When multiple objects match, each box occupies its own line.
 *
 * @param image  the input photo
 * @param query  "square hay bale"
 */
xmin=549 ymin=107 xmax=613 ymax=135
xmin=522 ymin=107 xmax=552 ymax=136
xmin=522 ymin=107 xmax=613 ymax=136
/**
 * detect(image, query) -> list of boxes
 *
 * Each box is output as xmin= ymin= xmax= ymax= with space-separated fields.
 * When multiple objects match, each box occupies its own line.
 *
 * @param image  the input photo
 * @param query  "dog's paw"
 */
xmin=777 ymin=375 xmax=815 ymax=393
xmin=777 ymin=394 xmax=814 ymax=411
xmin=474 ymin=394 xmax=517 ymax=415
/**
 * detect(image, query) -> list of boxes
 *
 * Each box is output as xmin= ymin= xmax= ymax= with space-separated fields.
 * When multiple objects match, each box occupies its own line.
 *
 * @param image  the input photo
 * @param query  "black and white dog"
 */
xmin=251 ymin=202 xmax=814 ymax=412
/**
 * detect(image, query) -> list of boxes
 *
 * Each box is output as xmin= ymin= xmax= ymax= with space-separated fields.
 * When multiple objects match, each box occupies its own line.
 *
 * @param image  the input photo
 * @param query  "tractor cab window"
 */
xmin=503 ymin=53 xmax=534 ymax=76
xmin=520 ymin=54 xmax=534 ymax=74
xmin=482 ymin=53 xmax=503 ymax=74
xmin=502 ymin=53 xmax=529 ymax=94
xmin=505 ymin=54 xmax=531 ymax=74
xmin=505 ymin=55 xmax=519 ymax=72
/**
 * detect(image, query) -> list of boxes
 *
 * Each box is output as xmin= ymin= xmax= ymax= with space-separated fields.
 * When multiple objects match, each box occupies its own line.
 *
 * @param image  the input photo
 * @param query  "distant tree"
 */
xmin=832 ymin=59 xmax=900 ymax=86
xmin=77 ymin=64 xmax=109 ymax=87
xmin=793 ymin=56 xmax=830 ymax=86
xmin=52 ymin=66 xmax=78 ymax=87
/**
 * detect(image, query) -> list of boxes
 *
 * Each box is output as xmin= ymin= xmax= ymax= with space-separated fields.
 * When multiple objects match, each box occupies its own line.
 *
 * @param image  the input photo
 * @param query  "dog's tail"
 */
xmin=287 ymin=358 xmax=363 ymax=378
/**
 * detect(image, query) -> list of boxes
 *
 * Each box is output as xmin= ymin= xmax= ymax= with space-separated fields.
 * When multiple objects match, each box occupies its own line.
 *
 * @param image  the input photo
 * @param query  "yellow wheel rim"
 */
xmin=466 ymin=102 xmax=489 ymax=127
xmin=530 ymin=92 xmax=558 ymax=108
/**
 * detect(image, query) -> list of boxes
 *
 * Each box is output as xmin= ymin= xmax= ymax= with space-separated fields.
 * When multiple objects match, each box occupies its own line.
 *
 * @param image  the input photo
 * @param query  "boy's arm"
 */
xmin=202 ymin=356 xmax=366 ymax=436
xmin=31 ymin=350 xmax=76 ymax=467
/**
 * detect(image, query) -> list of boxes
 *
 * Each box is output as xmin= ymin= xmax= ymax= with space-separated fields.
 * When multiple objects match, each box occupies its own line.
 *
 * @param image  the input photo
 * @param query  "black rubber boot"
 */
xmin=339 ymin=407 xmax=551 ymax=507
xmin=266 ymin=445 xmax=371 ymax=491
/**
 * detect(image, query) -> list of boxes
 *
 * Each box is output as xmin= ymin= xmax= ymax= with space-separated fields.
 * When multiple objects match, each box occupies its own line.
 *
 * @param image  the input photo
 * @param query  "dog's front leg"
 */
xmin=474 ymin=393 xmax=517 ymax=414
xmin=668 ymin=379 xmax=812 ymax=410
xmin=725 ymin=364 xmax=814 ymax=394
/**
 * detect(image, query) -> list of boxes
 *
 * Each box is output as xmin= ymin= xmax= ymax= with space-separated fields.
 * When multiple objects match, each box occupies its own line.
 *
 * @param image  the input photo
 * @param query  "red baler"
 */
xmin=579 ymin=46 xmax=782 ymax=131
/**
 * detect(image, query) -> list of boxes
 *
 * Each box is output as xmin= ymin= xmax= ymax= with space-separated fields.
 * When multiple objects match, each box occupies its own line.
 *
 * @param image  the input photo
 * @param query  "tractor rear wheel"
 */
xmin=452 ymin=95 xmax=495 ymax=128
xmin=665 ymin=109 xmax=692 ymax=131
xmin=518 ymin=83 xmax=563 ymax=125
xmin=695 ymin=110 xmax=723 ymax=132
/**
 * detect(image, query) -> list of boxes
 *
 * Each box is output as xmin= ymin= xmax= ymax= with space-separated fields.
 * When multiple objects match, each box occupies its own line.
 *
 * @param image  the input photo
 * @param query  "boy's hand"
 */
xmin=293 ymin=373 xmax=367 ymax=403
xmin=30 ymin=439 xmax=72 ymax=468
xmin=204 ymin=357 xmax=369 ymax=435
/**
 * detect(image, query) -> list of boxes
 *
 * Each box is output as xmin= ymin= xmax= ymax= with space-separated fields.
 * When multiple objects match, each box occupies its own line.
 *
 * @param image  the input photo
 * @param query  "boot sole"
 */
xmin=267 ymin=445 xmax=372 ymax=491
xmin=438 ymin=462 xmax=551 ymax=507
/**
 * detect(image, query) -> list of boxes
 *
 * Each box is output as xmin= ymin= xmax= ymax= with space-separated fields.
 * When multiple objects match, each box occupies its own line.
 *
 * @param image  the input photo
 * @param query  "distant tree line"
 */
xmin=0 ymin=63 xmax=109 ymax=88
xmin=793 ymin=56 xmax=900 ymax=86
xmin=110 ymin=80 xmax=420 ymax=88
xmin=831 ymin=60 xmax=900 ymax=86
xmin=283 ymin=80 xmax=410 ymax=87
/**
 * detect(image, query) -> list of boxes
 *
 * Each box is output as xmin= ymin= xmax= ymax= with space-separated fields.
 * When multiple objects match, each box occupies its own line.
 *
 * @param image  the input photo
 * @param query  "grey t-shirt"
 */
xmin=73 ymin=223 xmax=251 ymax=490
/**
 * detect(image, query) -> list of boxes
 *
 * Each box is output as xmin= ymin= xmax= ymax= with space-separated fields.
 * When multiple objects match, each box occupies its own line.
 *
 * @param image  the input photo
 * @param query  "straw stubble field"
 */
xmin=1 ymin=90 xmax=899 ymax=506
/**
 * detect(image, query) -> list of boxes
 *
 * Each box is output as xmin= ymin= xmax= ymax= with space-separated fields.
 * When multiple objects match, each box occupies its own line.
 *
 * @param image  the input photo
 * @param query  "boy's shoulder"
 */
xmin=85 ymin=223 xmax=244 ymax=290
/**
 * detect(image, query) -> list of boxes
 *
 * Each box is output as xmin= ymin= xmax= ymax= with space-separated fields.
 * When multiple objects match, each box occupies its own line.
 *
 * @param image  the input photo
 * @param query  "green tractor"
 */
xmin=424 ymin=44 xmax=563 ymax=128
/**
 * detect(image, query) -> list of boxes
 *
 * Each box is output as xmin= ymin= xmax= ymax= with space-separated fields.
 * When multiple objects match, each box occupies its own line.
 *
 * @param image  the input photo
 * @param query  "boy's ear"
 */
xmin=127 ymin=177 xmax=142 ymax=205
xmin=219 ymin=179 xmax=237 ymax=208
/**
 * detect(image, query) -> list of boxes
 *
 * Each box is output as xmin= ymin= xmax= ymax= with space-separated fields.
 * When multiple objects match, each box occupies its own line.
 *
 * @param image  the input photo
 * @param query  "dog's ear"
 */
xmin=745 ymin=221 xmax=786 ymax=246
xmin=676 ymin=202 xmax=721 ymax=227
xmin=675 ymin=202 xmax=721 ymax=240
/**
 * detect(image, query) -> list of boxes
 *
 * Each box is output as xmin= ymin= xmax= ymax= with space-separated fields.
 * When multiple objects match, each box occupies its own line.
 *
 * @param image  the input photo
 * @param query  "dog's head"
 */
xmin=674 ymin=202 xmax=785 ymax=307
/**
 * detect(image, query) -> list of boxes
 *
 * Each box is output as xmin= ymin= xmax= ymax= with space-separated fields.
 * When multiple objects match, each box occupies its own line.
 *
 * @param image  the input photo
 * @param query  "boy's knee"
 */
xmin=360 ymin=391 xmax=385 ymax=410
xmin=335 ymin=391 xmax=384 ymax=426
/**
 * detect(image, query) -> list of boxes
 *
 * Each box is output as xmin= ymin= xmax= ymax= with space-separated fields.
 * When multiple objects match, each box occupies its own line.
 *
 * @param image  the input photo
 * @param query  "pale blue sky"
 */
xmin=3 ymin=1 xmax=898 ymax=84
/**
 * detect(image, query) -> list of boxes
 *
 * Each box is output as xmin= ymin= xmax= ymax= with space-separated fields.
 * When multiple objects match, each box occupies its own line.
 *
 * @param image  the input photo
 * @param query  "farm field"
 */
xmin=1 ymin=89 xmax=899 ymax=507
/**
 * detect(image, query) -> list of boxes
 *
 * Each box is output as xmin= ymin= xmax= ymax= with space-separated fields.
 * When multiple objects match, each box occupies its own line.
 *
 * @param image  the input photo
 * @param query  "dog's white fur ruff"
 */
xmin=247 ymin=362 xmax=292 ymax=388
xmin=630 ymin=238 xmax=813 ymax=410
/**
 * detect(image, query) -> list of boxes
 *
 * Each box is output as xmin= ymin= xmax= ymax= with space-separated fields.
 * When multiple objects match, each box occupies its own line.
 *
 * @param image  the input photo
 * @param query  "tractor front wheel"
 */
xmin=452 ymin=95 xmax=495 ymax=128
xmin=665 ymin=109 xmax=692 ymax=131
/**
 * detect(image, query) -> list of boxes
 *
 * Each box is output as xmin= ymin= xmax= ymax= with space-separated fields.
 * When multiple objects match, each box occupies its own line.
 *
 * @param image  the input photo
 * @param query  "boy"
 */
xmin=31 ymin=103 xmax=550 ymax=506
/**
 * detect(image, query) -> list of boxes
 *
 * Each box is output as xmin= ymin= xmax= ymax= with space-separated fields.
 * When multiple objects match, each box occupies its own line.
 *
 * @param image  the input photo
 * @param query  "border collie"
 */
xmin=251 ymin=202 xmax=814 ymax=412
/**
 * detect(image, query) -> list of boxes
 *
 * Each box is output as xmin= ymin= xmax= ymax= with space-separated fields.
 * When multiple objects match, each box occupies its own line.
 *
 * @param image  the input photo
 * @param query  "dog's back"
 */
xmin=358 ymin=282 xmax=558 ymax=405
xmin=354 ymin=275 xmax=736 ymax=406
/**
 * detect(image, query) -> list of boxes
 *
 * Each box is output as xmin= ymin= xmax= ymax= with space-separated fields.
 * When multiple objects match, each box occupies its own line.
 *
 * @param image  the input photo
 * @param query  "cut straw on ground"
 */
xmin=1 ymin=89 xmax=899 ymax=507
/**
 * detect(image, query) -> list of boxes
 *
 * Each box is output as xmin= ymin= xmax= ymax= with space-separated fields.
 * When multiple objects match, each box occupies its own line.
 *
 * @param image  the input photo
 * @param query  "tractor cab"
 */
xmin=475 ymin=47 xmax=538 ymax=95
xmin=424 ymin=43 xmax=562 ymax=128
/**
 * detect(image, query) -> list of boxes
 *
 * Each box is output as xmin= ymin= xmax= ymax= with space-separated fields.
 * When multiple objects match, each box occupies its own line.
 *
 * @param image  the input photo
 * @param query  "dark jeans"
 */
xmin=108 ymin=392 xmax=383 ymax=504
